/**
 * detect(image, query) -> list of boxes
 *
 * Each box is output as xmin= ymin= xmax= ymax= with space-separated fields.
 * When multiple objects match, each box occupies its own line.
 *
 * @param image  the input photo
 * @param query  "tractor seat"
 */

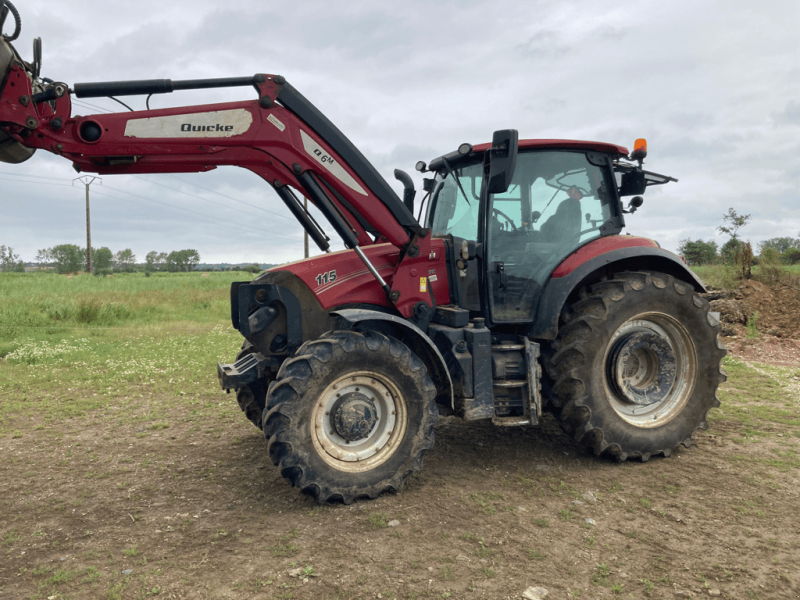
xmin=540 ymin=196 xmax=581 ymax=244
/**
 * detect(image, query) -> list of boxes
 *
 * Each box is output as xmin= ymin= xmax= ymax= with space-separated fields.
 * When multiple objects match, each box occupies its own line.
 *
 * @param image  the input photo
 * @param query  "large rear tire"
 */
xmin=544 ymin=271 xmax=727 ymax=461
xmin=263 ymin=330 xmax=438 ymax=504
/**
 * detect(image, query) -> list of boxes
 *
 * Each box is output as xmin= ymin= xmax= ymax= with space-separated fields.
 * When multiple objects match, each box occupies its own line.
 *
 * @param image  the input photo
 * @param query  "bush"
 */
xmin=76 ymin=298 xmax=102 ymax=324
xmin=783 ymin=248 xmax=800 ymax=265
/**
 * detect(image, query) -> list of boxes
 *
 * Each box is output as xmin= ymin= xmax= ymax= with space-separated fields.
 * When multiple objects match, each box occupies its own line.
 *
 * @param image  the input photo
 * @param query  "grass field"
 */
xmin=0 ymin=271 xmax=249 ymax=428
xmin=692 ymin=263 xmax=800 ymax=289
xmin=1 ymin=271 xmax=799 ymax=599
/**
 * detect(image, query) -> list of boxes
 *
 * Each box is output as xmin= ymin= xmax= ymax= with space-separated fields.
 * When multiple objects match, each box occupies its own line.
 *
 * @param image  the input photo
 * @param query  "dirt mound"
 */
xmin=706 ymin=280 xmax=800 ymax=338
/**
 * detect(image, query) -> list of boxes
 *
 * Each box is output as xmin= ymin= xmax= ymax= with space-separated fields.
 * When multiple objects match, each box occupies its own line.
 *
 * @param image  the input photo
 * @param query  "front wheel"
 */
xmin=263 ymin=330 xmax=438 ymax=504
xmin=545 ymin=271 xmax=727 ymax=461
xmin=234 ymin=341 xmax=272 ymax=430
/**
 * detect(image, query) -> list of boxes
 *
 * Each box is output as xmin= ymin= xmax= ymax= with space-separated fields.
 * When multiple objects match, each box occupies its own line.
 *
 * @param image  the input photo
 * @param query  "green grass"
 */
xmin=0 ymin=271 xmax=248 ymax=330
xmin=691 ymin=264 xmax=800 ymax=290
xmin=366 ymin=512 xmax=390 ymax=530
xmin=0 ymin=271 xmax=252 ymax=433
xmin=713 ymin=358 xmax=800 ymax=430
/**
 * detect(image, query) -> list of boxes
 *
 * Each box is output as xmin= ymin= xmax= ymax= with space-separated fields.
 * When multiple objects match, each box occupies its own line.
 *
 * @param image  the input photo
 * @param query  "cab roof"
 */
xmin=473 ymin=139 xmax=629 ymax=155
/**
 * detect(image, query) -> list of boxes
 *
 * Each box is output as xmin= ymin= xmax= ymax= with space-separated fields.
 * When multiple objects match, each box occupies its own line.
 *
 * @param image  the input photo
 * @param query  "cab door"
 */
xmin=427 ymin=161 xmax=485 ymax=312
xmin=486 ymin=150 xmax=621 ymax=323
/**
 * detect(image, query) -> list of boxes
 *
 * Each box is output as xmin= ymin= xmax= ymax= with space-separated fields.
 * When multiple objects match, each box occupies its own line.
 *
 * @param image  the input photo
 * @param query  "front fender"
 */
xmin=332 ymin=308 xmax=454 ymax=409
xmin=531 ymin=241 xmax=706 ymax=340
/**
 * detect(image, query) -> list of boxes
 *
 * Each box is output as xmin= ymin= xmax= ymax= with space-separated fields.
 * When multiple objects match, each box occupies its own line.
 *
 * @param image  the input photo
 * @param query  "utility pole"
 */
xmin=73 ymin=176 xmax=101 ymax=273
xmin=304 ymin=197 xmax=309 ymax=259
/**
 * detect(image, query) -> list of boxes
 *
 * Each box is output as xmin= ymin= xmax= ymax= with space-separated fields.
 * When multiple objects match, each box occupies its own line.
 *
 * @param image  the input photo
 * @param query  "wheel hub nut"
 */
xmin=609 ymin=331 xmax=676 ymax=406
xmin=331 ymin=392 xmax=378 ymax=442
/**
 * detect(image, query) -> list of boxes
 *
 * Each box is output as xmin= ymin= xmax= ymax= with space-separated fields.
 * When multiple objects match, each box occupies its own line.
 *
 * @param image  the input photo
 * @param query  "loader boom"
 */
xmin=0 ymin=28 xmax=439 ymax=316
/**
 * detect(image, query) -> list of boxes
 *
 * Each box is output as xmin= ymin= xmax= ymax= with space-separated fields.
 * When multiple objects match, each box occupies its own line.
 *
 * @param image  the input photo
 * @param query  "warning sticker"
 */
xmin=267 ymin=113 xmax=285 ymax=132
xmin=420 ymin=277 xmax=428 ymax=292
xmin=428 ymin=274 xmax=438 ymax=283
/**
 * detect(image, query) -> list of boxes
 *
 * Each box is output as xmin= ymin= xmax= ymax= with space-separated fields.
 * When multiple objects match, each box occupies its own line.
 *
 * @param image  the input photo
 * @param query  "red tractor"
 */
xmin=0 ymin=2 xmax=725 ymax=503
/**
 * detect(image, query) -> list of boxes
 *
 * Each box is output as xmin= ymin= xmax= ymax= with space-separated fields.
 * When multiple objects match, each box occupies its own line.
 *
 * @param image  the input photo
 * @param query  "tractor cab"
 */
xmin=423 ymin=138 xmax=631 ymax=326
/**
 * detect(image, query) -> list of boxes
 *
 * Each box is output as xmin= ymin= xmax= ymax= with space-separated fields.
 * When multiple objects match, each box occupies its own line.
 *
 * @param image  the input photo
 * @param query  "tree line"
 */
xmin=32 ymin=245 xmax=201 ymax=274
xmin=678 ymin=208 xmax=800 ymax=267
xmin=0 ymin=245 xmax=26 ymax=272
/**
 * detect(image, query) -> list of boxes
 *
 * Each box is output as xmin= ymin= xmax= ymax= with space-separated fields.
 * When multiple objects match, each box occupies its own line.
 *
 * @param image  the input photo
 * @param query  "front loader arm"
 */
xmin=0 ymin=29 xmax=436 ymax=319
xmin=0 ymin=67 xmax=405 ymax=246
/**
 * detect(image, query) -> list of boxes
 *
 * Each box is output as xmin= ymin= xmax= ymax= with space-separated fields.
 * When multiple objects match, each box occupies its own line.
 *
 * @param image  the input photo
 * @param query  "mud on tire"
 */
xmin=234 ymin=341 xmax=271 ymax=430
xmin=263 ymin=330 xmax=438 ymax=504
xmin=544 ymin=271 xmax=727 ymax=461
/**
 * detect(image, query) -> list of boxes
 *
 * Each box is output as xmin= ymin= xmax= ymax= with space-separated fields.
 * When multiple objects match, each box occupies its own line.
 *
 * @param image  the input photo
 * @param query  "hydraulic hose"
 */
xmin=0 ymin=0 xmax=21 ymax=42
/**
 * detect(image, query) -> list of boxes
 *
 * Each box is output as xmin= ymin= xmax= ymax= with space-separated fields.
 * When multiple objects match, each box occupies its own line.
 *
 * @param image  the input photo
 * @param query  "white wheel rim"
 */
xmin=603 ymin=313 xmax=697 ymax=428
xmin=311 ymin=371 xmax=407 ymax=472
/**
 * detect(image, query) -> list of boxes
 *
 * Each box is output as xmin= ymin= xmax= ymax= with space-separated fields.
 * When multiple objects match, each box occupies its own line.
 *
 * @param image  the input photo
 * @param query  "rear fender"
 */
xmin=332 ymin=308 xmax=454 ymax=410
xmin=531 ymin=245 xmax=706 ymax=340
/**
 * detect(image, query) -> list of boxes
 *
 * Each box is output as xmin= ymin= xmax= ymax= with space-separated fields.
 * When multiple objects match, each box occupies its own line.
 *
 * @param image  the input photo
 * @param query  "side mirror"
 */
xmin=626 ymin=196 xmax=644 ymax=214
xmin=486 ymin=129 xmax=518 ymax=194
xmin=531 ymin=210 xmax=541 ymax=223
xmin=618 ymin=171 xmax=646 ymax=196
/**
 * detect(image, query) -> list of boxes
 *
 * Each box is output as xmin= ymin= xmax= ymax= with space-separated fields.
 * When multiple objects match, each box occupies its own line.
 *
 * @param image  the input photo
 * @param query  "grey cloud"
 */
xmin=3 ymin=0 xmax=800 ymax=261
xmin=773 ymin=100 xmax=800 ymax=126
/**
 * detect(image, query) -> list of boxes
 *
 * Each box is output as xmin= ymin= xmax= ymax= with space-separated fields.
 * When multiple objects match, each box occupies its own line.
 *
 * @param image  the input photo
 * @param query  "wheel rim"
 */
xmin=311 ymin=371 xmax=407 ymax=472
xmin=603 ymin=313 xmax=697 ymax=428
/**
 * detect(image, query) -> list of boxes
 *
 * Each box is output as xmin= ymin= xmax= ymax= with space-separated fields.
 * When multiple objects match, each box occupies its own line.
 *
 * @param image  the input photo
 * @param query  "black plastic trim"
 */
xmin=231 ymin=282 xmax=303 ymax=351
xmin=331 ymin=308 xmax=453 ymax=408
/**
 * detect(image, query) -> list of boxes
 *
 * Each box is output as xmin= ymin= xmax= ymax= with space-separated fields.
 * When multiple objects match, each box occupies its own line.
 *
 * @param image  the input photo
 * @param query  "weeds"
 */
xmin=532 ymin=518 xmax=549 ymax=528
xmin=592 ymin=563 xmax=611 ymax=586
xmin=269 ymin=530 xmax=300 ymax=557
xmin=366 ymin=512 xmax=390 ymax=530
xmin=746 ymin=312 xmax=759 ymax=339
xmin=524 ymin=548 xmax=546 ymax=560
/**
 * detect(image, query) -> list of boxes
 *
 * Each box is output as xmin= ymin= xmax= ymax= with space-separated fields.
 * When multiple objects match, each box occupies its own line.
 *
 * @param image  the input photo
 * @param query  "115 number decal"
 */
xmin=315 ymin=270 xmax=337 ymax=286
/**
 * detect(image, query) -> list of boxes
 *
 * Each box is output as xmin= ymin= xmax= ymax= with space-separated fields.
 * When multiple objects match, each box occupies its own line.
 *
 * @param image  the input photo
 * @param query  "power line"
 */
xmin=133 ymin=175 xmax=294 ymax=223
xmin=71 ymin=100 xmax=116 ymax=114
xmin=166 ymin=173 xmax=296 ymax=222
xmin=0 ymin=171 xmax=74 ymax=182
xmin=96 ymin=186 xmax=302 ymax=241
xmin=1 ymin=172 xmax=302 ymax=240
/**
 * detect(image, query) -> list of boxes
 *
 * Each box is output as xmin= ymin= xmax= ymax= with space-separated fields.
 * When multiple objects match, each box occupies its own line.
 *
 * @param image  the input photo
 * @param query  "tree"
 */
xmin=677 ymin=239 xmax=718 ymax=266
xmin=783 ymin=248 xmax=800 ymax=265
xmin=717 ymin=207 xmax=751 ymax=241
xmin=145 ymin=251 xmax=159 ymax=272
xmin=759 ymin=237 xmax=800 ymax=255
xmin=50 ymin=244 xmax=84 ymax=274
xmin=35 ymin=248 xmax=52 ymax=266
xmin=14 ymin=260 xmax=25 ymax=273
xmin=0 ymin=245 xmax=21 ymax=272
xmin=720 ymin=238 xmax=743 ymax=266
xmin=114 ymin=249 xmax=136 ymax=272
xmin=165 ymin=249 xmax=201 ymax=272
xmin=93 ymin=247 xmax=113 ymax=272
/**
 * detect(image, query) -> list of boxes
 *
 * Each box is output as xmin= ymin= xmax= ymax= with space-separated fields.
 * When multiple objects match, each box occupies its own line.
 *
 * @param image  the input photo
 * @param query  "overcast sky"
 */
xmin=1 ymin=0 xmax=798 ymax=264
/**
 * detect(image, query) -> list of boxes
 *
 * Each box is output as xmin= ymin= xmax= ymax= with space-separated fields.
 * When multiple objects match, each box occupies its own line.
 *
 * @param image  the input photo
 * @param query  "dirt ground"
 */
xmin=1 ymin=381 xmax=798 ymax=600
xmin=709 ymin=279 xmax=800 ymax=340
xmin=2 ymin=281 xmax=800 ymax=599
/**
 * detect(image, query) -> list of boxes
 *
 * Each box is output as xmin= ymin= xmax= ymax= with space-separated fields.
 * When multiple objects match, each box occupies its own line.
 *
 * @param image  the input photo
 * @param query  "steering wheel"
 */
xmin=491 ymin=207 xmax=518 ymax=232
xmin=1 ymin=0 xmax=22 ymax=42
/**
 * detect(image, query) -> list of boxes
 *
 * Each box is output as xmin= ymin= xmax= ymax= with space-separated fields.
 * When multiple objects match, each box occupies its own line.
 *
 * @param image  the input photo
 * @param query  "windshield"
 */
xmin=427 ymin=161 xmax=483 ymax=239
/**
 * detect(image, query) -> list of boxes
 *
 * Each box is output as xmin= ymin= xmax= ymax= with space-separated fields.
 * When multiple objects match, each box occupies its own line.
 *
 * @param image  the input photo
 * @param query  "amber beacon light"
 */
xmin=630 ymin=138 xmax=648 ymax=163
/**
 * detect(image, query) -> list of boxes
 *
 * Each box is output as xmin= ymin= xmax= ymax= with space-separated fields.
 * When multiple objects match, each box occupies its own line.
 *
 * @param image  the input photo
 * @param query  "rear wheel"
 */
xmin=545 ymin=271 xmax=727 ymax=461
xmin=263 ymin=330 xmax=438 ymax=504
